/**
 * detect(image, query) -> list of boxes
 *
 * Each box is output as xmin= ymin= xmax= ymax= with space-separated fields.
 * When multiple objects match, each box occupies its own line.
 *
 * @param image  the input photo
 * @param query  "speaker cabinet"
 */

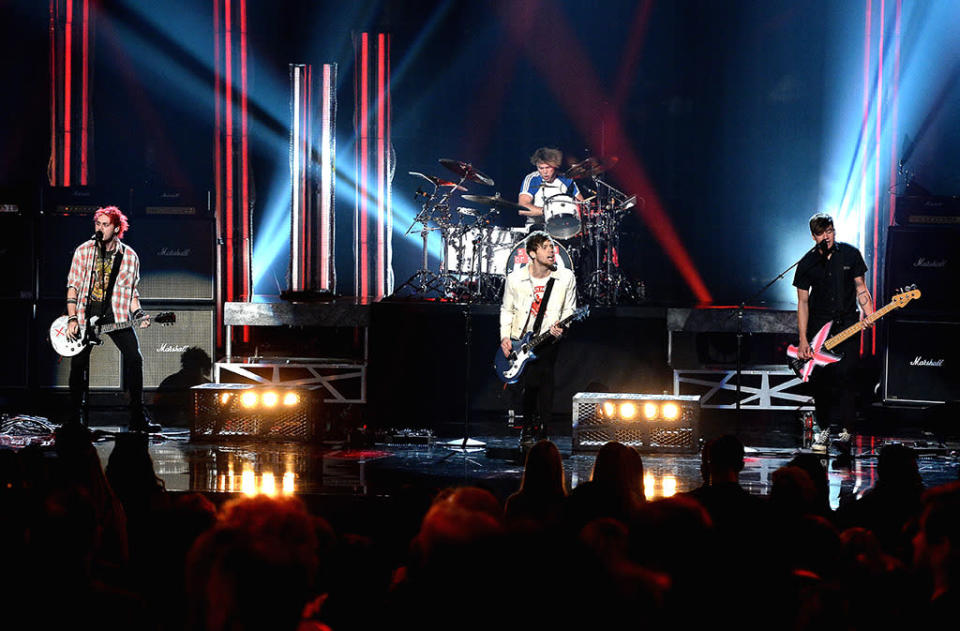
xmin=0 ymin=212 xmax=34 ymax=299
xmin=137 ymin=305 xmax=216 ymax=389
xmin=885 ymin=226 xmax=960 ymax=315
xmin=38 ymin=212 xmax=97 ymax=299
xmin=34 ymin=300 xmax=122 ymax=390
xmin=884 ymin=318 xmax=960 ymax=404
xmin=0 ymin=300 xmax=31 ymax=387
xmin=127 ymin=218 xmax=215 ymax=301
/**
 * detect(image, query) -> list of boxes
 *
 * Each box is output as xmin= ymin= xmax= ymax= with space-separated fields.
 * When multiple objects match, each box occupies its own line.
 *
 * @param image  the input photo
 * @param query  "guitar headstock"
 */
xmin=892 ymin=285 xmax=921 ymax=308
xmin=154 ymin=311 xmax=177 ymax=326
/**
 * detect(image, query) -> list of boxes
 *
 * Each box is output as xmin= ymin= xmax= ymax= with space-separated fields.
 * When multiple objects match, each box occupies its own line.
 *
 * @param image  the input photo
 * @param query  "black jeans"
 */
xmin=808 ymin=317 xmax=859 ymax=429
xmin=70 ymin=318 xmax=144 ymax=417
xmin=520 ymin=338 xmax=559 ymax=432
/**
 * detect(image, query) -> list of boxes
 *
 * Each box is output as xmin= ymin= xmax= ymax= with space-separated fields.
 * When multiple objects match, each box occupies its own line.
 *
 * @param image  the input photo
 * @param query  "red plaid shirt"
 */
xmin=66 ymin=239 xmax=141 ymax=326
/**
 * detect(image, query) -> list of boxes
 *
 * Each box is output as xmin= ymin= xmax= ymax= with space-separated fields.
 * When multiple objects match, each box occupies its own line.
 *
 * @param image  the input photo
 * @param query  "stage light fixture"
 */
xmin=662 ymin=402 xmax=680 ymax=420
xmin=220 ymin=392 xmax=232 ymax=405
xmin=603 ymin=401 xmax=616 ymax=418
xmin=283 ymin=392 xmax=300 ymax=406
xmin=262 ymin=391 xmax=279 ymax=407
xmin=643 ymin=402 xmax=659 ymax=420
xmin=240 ymin=391 xmax=258 ymax=408
xmin=573 ymin=392 xmax=701 ymax=452
xmin=192 ymin=384 xmax=322 ymax=441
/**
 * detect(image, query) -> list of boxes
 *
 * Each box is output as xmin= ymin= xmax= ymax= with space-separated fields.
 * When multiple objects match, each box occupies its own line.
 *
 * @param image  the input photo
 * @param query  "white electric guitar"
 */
xmin=49 ymin=311 xmax=176 ymax=357
xmin=786 ymin=286 xmax=920 ymax=382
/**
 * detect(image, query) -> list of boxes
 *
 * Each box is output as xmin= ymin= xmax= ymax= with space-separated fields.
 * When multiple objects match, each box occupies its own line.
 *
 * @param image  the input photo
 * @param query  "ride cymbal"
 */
xmin=438 ymin=158 xmax=495 ymax=186
xmin=408 ymin=171 xmax=468 ymax=191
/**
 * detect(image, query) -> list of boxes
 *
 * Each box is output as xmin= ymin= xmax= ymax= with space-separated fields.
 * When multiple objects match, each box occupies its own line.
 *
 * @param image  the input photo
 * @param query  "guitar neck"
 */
xmin=823 ymin=301 xmax=899 ymax=349
xmin=530 ymin=312 xmax=578 ymax=347
xmin=97 ymin=316 xmax=143 ymax=335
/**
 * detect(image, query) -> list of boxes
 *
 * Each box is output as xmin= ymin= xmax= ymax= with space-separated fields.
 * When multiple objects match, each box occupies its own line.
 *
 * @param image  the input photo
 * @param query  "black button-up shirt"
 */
xmin=793 ymin=242 xmax=867 ymax=322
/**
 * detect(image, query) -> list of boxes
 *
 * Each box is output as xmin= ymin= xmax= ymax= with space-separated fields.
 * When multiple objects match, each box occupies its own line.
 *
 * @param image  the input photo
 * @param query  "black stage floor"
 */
xmin=64 ymin=420 xmax=959 ymax=511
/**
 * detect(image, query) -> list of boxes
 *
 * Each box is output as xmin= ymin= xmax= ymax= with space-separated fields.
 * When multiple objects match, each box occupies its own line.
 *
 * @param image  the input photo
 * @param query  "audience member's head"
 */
xmin=788 ymin=453 xmax=831 ymax=515
xmin=705 ymin=435 xmax=744 ymax=484
xmin=415 ymin=487 xmax=504 ymax=563
xmin=913 ymin=481 xmax=960 ymax=594
xmin=770 ymin=466 xmax=818 ymax=517
xmin=186 ymin=496 xmax=321 ymax=631
xmin=519 ymin=439 xmax=566 ymax=499
xmin=105 ymin=432 xmax=165 ymax=503
xmin=591 ymin=442 xmax=645 ymax=504
xmin=877 ymin=444 xmax=923 ymax=492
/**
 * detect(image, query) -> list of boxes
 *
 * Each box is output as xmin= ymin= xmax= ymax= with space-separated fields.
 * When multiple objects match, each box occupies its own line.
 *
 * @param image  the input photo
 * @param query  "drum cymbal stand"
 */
xmin=393 ymin=182 xmax=463 ymax=298
xmin=583 ymin=177 xmax=641 ymax=305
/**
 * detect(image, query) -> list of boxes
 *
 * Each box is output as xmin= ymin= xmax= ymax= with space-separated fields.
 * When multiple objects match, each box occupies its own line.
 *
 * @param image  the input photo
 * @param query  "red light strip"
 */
xmin=240 ymin=0 xmax=250 ymax=303
xmin=888 ymin=0 xmax=902 ymax=228
xmin=858 ymin=0 xmax=872 ymax=356
xmin=225 ymin=0 xmax=234 ymax=303
xmin=80 ymin=0 xmax=89 ymax=185
xmin=320 ymin=64 xmax=331 ymax=289
xmin=214 ymin=0 xmax=223 ymax=347
xmin=49 ymin=1 xmax=57 ymax=185
xmin=359 ymin=33 xmax=369 ymax=298
xmin=870 ymin=0 xmax=886 ymax=355
xmin=377 ymin=34 xmax=386 ymax=298
xmin=63 ymin=0 xmax=73 ymax=187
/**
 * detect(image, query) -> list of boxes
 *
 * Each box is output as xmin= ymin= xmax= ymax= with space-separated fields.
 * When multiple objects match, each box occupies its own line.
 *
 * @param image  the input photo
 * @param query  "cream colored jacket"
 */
xmin=500 ymin=266 xmax=577 ymax=340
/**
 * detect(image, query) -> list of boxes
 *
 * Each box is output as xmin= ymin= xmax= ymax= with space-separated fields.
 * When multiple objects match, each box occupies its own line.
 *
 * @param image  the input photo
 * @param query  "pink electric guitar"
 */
xmin=787 ymin=286 xmax=920 ymax=382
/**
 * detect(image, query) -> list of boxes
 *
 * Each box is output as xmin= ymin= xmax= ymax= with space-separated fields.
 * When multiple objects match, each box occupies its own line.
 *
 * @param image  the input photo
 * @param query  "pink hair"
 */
xmin=94 ymin=206 xmax=130 ymax=239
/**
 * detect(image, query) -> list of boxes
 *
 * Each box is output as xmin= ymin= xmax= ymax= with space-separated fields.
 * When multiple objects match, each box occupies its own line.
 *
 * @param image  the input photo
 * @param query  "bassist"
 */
xmin=65 ymin=206 xmax=158 ymax=432
xmin=793 ymin=213 xmax=874 ymax=442
xmin=500 ymin=232 xmax=577 ymax=443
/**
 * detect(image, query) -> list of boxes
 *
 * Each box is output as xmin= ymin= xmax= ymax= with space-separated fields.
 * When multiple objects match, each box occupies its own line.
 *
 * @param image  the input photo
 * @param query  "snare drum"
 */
xmin=543 ymin=194 xmax=581 ymax=239
xmin=505 ymin=238 xmax=574 ymax=275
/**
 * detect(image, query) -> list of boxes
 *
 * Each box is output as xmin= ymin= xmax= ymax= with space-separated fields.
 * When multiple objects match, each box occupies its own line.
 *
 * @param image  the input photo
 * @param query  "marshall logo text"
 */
xmin=913 ymin=257 xmax=947 ymax=268
xmin=157 ymin=247 xmax=191 ymax=257
xmin=910 ymin=356 xmax=945 ymax=367
xmin=157 ymin=343 xmax=189 ymax=353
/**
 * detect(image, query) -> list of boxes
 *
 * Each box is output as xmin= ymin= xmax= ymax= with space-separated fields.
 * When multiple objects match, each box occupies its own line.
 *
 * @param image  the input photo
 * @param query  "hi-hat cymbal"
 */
xmin=564 ymin=156 xmax=619 ymax=179
xmin=408 ymin=171 xmax=468 ymax=191
xmin=439 ymin=159 xmax=495 ymax=186
xmin=461 ymin=194 xmax=525 ymax=211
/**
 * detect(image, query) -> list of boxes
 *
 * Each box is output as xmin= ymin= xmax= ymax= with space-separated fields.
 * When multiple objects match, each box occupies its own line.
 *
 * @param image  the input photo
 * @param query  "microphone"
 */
xmin=94 ymin=231 xmax=103 ymax=242
xmin=818 ymin=240 xmax=831 ymax=254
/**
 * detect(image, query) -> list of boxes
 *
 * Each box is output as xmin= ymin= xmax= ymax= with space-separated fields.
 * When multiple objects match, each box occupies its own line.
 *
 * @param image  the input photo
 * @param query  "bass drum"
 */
xmin=505 ymin=238 xmax=574 ymax=275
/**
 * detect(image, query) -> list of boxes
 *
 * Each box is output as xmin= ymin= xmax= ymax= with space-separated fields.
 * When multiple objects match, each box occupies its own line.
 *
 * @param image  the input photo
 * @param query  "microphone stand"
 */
xmin=732 ymin=244 xmax=820 ymax=426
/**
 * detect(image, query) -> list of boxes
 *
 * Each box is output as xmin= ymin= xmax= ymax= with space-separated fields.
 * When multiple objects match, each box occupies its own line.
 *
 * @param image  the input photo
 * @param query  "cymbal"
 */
xmin=408 ymin=171 xmax=467 ymax=191
xmin=439 ymin=159 xmax=495 ymax=186
xmin=564 ymin=156 xmax=619 ymax=179
xmin=461 ymin=194 xmax=525 ymax=211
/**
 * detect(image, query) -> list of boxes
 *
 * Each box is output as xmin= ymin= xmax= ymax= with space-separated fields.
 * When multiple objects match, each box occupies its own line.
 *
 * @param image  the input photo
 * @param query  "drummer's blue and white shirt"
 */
xmin=519 ymin=172 xmax=580 ymax=229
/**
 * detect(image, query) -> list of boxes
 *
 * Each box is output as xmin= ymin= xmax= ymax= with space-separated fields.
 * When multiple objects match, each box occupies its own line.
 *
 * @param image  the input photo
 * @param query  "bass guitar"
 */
xmin=494 ymin=305 xmax=590 ymax=384
xmin=786 ymin=286 xmax=920 ymax=382
xmin=49 ymin=311 xmax=176 ymax=357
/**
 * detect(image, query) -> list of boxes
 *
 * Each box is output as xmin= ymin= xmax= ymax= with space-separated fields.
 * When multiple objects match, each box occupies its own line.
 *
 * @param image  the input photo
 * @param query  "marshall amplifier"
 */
xmin=884 ymin=318 xmax=960 ymax=404
xmin=38 ymin=212 xmax=101 ymax=299
xmin=34 ymin=299 xmax=122 ymax=390
xmin=127 ymin=217 xmax=215 ymax=302
xmin=884 ymin=226 xmax=960 ymax=315
xmin=137 ymin=305 xmax=216 ymax=389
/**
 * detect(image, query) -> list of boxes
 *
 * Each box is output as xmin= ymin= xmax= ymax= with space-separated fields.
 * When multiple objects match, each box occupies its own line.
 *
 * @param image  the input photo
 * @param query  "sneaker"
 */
xmin=812 ymin=429 xmax=830 ymax=454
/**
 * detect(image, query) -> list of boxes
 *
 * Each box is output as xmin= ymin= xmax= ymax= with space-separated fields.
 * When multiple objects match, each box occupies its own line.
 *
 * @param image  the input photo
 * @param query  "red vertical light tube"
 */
xmin=80 ymin=0 xmax=89 ymax=185
xmin=360 ymin=33 xmax=369 ymax=298
xmin=63 ymin=0 xmax=73 ymax=187
xmin=214 ymin=0 xmax=223 ymax=347
xmin=49 ymin=1 xmax=57 ymax=185
xmin=320 ymin=64 xmax=331 ymax=288
xmin=377 ymin=34 xmax=385 ymax=298
xmin=225 ymin=0 xmax=234 ymax=303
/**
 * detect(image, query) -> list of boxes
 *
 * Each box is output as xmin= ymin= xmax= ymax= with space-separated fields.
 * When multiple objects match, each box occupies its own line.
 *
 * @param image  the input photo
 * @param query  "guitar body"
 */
xmin=494 ymin=332 xmax=537 ymax=384
xmin=785 ymin=286 xmax=921 ymax=382
xmin=49 ymin=311 xmax=177 ymax=357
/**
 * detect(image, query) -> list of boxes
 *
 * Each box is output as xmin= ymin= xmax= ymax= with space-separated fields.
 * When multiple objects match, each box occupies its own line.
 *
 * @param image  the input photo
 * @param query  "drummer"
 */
xmin=518 ymin=147 xmax=584 ymax=234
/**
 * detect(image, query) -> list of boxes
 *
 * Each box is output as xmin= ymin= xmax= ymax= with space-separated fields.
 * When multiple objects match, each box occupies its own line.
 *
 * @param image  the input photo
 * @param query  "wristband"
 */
xmin=132 ymin=308 xmax=146 ymax=320
xmin=66 ymin=298 xmax=77 ymax=305
xmin=67 ymin=315 xmax=78 ymax=322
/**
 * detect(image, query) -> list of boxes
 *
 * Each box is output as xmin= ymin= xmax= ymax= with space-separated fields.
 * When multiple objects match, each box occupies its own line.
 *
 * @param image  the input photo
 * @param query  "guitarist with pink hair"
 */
xmin=793 ymin=213 xmax=874 ymax=445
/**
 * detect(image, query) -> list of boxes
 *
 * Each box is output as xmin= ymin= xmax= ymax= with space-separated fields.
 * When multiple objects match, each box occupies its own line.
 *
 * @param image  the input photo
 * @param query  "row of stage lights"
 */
xmin=600 ymin=400 xmax=682 ymax=422
xmin=219 ymin=390 xmax=302 ymax=409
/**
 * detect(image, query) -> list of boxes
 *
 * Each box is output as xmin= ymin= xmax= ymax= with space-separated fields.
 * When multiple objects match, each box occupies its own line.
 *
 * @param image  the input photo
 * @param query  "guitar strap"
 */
xmin=530 ymin=277 xmax=556 ymax=335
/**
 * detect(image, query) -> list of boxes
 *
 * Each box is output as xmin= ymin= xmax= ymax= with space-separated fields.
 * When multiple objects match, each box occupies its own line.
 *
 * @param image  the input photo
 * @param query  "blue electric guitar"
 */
xmin=494 ymin=305 xmax=590 ymax=384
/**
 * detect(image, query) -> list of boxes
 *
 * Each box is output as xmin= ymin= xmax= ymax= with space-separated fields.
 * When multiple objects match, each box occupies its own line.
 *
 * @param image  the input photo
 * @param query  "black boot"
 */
xmin=129 ymin=406 xmax=161 ymax=433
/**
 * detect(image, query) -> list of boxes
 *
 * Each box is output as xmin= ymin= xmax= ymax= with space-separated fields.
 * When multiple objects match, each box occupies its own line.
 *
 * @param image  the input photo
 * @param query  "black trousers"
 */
xmin=520 ymin=339 xmax=559 ymax=431
xmin=70 ymin=322 xmax=144 ymax=416
xmin=808 ymin=317 xmax=859 ymax=428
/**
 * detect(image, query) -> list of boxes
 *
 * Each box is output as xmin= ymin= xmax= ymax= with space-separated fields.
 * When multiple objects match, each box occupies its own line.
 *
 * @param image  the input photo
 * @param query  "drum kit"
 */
xmin=393 ymin=155 xmax=643 ymax=305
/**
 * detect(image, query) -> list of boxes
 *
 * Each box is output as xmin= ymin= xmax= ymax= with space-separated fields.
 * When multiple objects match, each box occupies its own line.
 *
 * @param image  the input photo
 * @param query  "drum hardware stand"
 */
xmin=581 ymin=177 xmax=641 ymax=305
